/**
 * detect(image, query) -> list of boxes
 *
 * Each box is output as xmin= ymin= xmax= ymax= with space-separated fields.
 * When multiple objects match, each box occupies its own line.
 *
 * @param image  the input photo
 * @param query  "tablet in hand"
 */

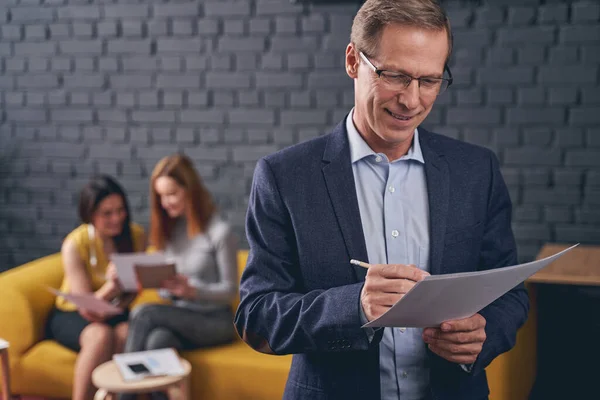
xmin=134 ymin=263 xmax=177 ymax=289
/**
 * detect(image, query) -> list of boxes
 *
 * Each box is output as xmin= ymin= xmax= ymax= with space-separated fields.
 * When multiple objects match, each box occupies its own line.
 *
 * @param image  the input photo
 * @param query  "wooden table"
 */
xmin=92 ymin=358 xmax=191 ymax=400
xmin=528 ymin=243 xmax=600 ymax=286
xmin=527 ymin=243 xmax=600 ymax=400
xmin=0 ymin=339 xmax=9 ymax=400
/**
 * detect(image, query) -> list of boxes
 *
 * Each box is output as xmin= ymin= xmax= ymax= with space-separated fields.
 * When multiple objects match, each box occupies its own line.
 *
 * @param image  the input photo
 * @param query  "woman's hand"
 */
xmin=95 ymin=263 xmax=123 ymax=302
xmin=106 ymin=262 xmax=119 ymax=284
xmin=162 ymin=274 xmax=194 ymax=299
xmin=79 ymin=308 xmax=109 ymax=323
xmin=103 ymin=262 xmax=123 ymax=295
xmin=102 ymin=277 xmax=121 ymax=296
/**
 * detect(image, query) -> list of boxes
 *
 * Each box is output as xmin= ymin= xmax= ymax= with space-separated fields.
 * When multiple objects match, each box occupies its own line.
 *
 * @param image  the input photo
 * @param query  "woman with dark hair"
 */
xmin=119 ymin=153 xmax=237 ymax=400
xmin=46 ymin=175 xmax=147 ymax=400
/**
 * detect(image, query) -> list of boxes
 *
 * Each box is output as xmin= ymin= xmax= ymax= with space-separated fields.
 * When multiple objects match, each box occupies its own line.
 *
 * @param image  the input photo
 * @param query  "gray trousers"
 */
xmin=118 ymin=303 xmax=235 ymax=400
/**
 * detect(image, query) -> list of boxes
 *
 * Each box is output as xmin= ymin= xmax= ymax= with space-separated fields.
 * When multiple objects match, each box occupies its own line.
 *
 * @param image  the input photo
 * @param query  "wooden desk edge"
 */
xmin=527 ymin=275 xmax=600 ymax=286
xmin=527 ymin=242 xmax=600 ymax=286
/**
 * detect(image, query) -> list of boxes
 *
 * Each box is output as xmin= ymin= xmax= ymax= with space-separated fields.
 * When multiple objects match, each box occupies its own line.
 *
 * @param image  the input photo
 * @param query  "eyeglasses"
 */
xmin=359 ymin=51 xmax=453 ymax=96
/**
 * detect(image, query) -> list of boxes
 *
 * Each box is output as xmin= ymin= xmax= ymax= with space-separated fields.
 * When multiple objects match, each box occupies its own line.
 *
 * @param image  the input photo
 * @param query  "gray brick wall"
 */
xmin=1 ymin=0 xmax=599 ymax=270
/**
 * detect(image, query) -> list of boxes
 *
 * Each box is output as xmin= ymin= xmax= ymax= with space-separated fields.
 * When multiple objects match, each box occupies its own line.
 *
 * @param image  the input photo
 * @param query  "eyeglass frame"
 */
xmin=358 ymin=51 xmax=453 ymax=95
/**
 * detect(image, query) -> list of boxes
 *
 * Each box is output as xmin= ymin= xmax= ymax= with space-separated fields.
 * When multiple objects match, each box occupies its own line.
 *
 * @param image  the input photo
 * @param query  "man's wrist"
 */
xmin=359 ymin=297 xmax=378 ymax=343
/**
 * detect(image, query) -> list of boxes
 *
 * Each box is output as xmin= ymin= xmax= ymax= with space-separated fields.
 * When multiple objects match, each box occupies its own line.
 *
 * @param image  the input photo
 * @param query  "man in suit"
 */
xmin=234 ymin=0 xmax=529 ymax=399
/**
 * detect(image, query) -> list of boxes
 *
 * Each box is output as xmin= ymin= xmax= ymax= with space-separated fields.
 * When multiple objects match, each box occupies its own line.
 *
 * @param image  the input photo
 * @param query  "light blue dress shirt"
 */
xmin=346 ymin=110 xmax=431 ymax=400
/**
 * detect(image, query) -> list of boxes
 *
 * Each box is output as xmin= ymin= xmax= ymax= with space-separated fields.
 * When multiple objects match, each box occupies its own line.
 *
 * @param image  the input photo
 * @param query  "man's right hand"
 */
xmin=360 ymin=264 xmax=430 ymax=321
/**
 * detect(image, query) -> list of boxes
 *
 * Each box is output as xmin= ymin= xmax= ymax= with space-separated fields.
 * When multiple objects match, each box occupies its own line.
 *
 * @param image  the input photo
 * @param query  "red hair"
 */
xmin=149 ymin=153 xmax=216 ymax=250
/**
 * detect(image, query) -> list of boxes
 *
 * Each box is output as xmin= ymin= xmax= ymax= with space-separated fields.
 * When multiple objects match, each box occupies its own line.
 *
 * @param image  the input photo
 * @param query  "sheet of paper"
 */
xmin=363 ymin=243 xmax=579 ymax=328
xmin=47 ymin=288 xmax=123 ymax=316
xmin=110 ymin=252 xmax=168 ymax=291
xmin=113 ymin=348 xmax=185 ymax=381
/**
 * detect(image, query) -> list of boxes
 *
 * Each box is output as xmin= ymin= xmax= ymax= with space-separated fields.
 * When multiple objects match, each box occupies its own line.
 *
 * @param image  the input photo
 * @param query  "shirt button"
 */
xmin=399 ymin=327 xmax=406 ymax=333
xmin=388 ymin=185 xmax=395 ymax=193
xmin=375 ymin=155 xmax=382 ymax=162
xmin=391 ymin=230 xmax=399 ymax=238
xmin=401 ymin=371 xmax=408 ymax=378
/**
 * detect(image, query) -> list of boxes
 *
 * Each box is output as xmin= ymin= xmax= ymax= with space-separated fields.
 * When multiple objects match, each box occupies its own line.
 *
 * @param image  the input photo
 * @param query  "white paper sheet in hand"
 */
xmin=47 ymin=288 xmax=123 ymax=316
xmin=111 ymin=252 xmax=168 ymax=291
xmin=363 ymin=244 xmax=579 ymax=328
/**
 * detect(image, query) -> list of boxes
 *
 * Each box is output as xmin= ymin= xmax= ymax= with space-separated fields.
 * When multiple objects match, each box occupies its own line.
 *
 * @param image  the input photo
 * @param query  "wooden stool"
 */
xmin=92 ymin=358 xmax=191 ymax=400
xmin=0 ymin=339 xmax=10 ymax=400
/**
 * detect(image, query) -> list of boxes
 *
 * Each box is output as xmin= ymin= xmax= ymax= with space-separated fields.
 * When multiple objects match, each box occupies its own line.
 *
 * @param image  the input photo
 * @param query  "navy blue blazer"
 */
xmin=234 ymin=120 xmax=529 ymax=400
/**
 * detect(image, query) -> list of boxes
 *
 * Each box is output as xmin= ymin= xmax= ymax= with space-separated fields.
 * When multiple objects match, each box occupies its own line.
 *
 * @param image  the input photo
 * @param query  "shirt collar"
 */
xmin=346 ymin=108 xmax=425 ymax=164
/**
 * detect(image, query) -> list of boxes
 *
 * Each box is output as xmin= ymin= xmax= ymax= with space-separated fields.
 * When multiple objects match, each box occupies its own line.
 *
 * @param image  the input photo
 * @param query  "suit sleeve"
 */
xmin=234 ymin=158 xmax=376 ymax=355
xmin=471 ymin=152 xmax=530 ymax=374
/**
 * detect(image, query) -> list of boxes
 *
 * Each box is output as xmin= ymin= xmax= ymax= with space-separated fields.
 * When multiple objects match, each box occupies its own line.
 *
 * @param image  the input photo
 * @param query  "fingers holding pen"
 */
xmin=359 ymin=262 xmax=429 ymax=321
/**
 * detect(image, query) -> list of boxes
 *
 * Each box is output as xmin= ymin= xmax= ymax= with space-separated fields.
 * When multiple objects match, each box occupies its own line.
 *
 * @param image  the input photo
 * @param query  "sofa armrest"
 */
xmin=231 ymin=250 xmax=248 ymax=313
xmin=0 ymin=253 xmax=64 ymax=361
xmin=0 ymin=286 xmax=37 ymax=365
xmin=486 ymin=282 xmax=537 ymax=400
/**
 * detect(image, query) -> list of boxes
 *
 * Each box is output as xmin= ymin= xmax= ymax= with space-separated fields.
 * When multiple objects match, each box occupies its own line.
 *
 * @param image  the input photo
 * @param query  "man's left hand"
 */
xmin=422 ymin=313 xmax=486 ymax=364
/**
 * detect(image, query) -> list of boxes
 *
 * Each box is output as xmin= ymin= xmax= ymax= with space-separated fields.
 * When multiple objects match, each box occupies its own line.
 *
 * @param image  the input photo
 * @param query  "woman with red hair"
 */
xmin=119 ymin=154 xmax=238 ymax=400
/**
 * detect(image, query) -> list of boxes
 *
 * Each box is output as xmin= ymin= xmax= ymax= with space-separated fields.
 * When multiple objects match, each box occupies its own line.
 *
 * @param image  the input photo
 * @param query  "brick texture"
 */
xmin=0 ymin=0 xmax=598 ymax=270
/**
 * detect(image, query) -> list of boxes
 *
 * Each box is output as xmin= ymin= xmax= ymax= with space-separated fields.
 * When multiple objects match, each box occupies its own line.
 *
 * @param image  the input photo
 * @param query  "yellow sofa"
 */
xmin=0 ymin=252 xmax=535 ymax=400
xmin=0 ymin=251 xmax=291 ymax=399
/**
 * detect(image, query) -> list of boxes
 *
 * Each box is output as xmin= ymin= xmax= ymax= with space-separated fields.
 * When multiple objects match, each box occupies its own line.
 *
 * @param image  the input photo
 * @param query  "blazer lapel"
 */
xmin=322 ymin=120 xmax=369 ymax=282
xmin=420 ymin=129 xmax=449 ymax=276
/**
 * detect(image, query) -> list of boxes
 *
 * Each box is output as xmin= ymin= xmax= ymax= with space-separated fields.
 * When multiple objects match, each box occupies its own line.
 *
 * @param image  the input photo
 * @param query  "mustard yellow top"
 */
xmin=56 ymin=222 xmax=146 ymax=311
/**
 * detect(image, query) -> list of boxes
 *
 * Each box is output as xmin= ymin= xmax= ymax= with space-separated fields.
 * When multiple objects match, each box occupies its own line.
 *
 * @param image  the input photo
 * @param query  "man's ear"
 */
xmin=345 ymin=43 xmax=359 ymax=79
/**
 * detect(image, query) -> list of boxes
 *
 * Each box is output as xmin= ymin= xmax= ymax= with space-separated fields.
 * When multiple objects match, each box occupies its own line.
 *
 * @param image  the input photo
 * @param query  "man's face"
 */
xmin=346 ymin=23 xmax=449 ymax=158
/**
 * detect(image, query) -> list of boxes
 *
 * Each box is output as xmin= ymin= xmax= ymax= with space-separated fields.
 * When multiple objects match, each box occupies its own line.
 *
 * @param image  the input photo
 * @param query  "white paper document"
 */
xmin=47 ymin=288 xmax=123 ymax=316
xmin=111 ymin=252 xmax=169 ymax=291
xmin=363 ymin=243 xmax=579 ymax=328
xmin=113 ymin=348 xmax=185 ymax=381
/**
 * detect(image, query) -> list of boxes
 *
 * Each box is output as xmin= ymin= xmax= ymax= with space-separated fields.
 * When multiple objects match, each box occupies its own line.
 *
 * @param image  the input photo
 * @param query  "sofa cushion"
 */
xmin=15 ymin=338 xmax=292 ymax=400
xmin=182 ymin=339 xmax=292 ymax=399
